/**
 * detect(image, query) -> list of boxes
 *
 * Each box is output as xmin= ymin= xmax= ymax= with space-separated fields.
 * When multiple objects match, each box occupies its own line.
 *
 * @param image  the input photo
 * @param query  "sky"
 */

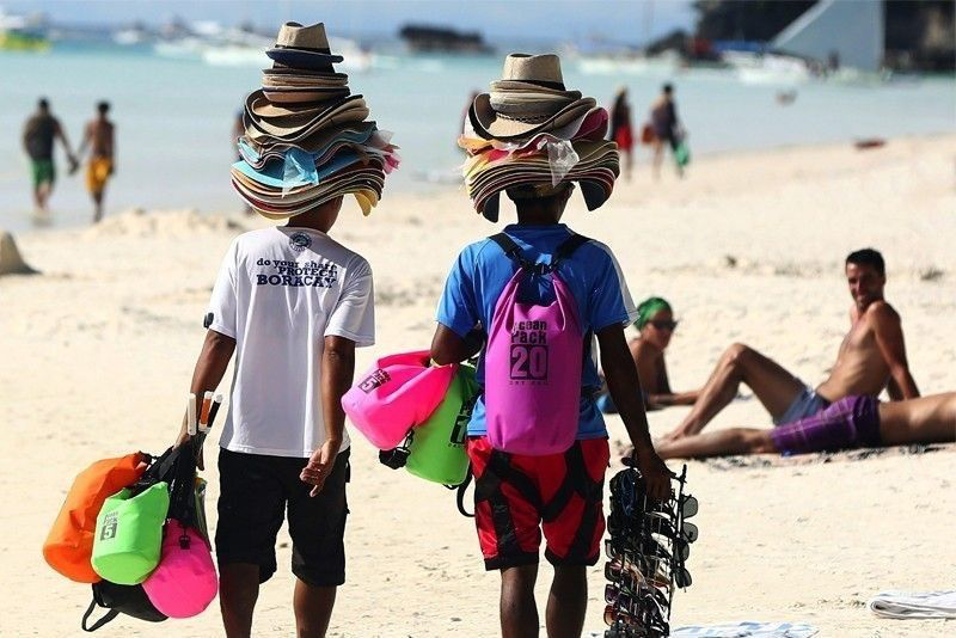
xmin=5 ymin=0 xmax=698 ymax=45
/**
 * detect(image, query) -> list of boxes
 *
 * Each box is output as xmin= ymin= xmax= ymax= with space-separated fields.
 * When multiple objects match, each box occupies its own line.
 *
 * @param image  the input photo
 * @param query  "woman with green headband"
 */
xmin=598 ymin=296 xmax=700 ymax=412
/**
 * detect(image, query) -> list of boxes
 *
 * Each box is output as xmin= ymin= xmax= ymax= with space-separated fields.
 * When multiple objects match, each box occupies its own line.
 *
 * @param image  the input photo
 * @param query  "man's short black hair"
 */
xmin=846 ymin=248 xmax=885 ymax=276
xmin=663 ymin=83 xmax=673 ymax=94
xmin=97 ymin=101 xmax=110 ymax=114
xmin=38 ymin=98 xmax=49 ymax=110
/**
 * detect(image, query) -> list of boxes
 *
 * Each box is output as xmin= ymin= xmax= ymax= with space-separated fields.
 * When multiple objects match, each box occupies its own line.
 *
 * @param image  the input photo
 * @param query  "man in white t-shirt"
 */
xmin=177 ymin=194 xmax=373 ymax=636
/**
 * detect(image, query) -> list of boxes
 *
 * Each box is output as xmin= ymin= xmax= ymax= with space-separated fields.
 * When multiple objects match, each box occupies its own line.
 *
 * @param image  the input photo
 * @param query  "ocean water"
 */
xmin=1 ymin=43 xmax=953 ymax=231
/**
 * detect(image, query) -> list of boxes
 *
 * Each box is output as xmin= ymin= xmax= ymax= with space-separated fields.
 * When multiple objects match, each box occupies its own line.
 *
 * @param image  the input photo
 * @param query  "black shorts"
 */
xmin=216 ymin=447 xmax=350 ymax=587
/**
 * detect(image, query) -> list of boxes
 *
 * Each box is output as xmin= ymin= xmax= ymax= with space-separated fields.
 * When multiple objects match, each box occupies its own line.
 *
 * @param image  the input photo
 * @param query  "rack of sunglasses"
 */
xmin=604 ymin=462 xmax=698 ymax=638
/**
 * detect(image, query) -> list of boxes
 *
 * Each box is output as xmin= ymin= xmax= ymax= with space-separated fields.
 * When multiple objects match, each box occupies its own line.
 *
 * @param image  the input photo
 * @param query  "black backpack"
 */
xmin=81 ymin=581 xmax=167 ymax=632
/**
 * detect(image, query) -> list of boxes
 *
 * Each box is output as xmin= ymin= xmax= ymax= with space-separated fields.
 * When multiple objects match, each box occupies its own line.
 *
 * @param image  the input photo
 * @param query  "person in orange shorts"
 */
xmin=78 ymin=101 xmax=115 ymax=223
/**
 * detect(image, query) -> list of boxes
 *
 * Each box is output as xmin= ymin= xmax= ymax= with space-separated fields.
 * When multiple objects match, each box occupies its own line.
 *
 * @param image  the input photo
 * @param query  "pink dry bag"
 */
xmin=342 ymin=350 xmax=458 ymax=449
xmin=484 ymin=233 xmax=589 ymax=455
xmin=142 ymin=522 xmax=217 ymax=619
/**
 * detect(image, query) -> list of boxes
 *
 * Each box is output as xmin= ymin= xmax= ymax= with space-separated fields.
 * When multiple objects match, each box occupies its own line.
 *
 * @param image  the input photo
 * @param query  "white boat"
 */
xmin=726 ymin=51 xmax=813 ymax=85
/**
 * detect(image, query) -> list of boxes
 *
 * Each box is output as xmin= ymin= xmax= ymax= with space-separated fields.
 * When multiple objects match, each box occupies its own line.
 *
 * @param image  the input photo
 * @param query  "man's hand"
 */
xmin=633 ymin=447 xmax=674 ymax=503
xmin=300 ymin=439 xmax=342 ymax=497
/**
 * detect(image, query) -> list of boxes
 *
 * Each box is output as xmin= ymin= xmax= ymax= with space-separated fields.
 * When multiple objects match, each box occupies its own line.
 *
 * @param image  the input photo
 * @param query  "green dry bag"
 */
xmin=91 ymin=482 xmax=169 ymax=585
xmin=405 ymin=365 xmax=478 ymax=485
xmin=674 ymin=141 xmax=691 ymax=168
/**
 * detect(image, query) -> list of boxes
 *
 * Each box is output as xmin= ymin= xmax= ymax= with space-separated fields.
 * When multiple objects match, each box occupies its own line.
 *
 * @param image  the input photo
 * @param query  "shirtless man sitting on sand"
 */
xmin=664 ymin=248 xmax=919 ymax=442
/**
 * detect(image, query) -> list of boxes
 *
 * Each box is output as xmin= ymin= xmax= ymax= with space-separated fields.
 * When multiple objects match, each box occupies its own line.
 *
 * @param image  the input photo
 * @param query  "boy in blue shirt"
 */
xmin=431 ymin=181 xmax=671 ymax=637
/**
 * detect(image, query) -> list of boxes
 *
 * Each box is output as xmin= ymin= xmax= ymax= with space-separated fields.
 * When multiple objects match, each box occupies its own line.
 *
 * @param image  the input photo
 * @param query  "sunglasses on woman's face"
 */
xmin=650 ymin=319 xmax=679 ymax=331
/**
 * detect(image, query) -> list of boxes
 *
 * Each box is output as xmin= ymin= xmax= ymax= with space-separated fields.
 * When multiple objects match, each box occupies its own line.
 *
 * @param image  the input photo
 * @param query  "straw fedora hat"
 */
xmin=470 ymin=54 xmax=595 ymax=140
xmin=266 ymin=22 xmax=344 ymax=69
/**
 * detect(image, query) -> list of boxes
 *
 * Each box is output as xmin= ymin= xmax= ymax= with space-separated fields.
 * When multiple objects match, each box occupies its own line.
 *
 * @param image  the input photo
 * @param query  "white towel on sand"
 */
xmin=868 ymin=590 xmax=956 ymax=619
xmin=670 ymin=621 xmax=818 ymax=637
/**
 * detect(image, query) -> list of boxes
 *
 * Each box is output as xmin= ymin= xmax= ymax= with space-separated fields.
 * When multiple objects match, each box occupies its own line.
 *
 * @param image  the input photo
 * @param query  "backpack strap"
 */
xmin=489 ymin=233 xmax=541 ymax=274
xmin=81 ymin=598 xmax=119 ymax=633
xmin=551 ymin=233 xmax=591 ymax=269
xmin=490 ymin=232 xmax=592 ymax=275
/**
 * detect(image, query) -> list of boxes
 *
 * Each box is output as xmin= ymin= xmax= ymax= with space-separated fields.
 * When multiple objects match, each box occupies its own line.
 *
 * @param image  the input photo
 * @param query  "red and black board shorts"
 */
xmin=467 ymin=436 xmax=610 ymax=570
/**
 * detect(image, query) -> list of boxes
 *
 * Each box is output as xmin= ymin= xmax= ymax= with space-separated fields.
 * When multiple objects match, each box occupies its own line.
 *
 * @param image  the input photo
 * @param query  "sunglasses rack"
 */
xmin=604 ymin=463 xmax=697 ymax=638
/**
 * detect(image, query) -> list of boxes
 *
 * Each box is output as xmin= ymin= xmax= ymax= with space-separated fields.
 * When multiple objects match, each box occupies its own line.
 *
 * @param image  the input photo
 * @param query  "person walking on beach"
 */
xmin=663 ymin=248 xmax=920 ymax=443
xmin=609 ymin=86 xmax=633 ymax=181
xmin=78 ymin=101 xmax=115 ymax=223
xmin=175 ymin=22 xmax=394 ymax=637
xmin=649 ymin=84 xmax=682 ymax=180
xmin=22 ymin=98 xmax=77 ymax=215
xmin=436 ymin=54 xmax=672 ymax=638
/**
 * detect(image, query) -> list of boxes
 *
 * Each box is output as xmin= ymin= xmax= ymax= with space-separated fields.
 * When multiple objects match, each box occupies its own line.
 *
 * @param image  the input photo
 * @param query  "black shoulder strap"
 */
xmin=552 ymin=233 xmax=591 ymax=267
xmin=489 ymin=233 xmax=521 ymax=258
xmin=81 ymin=599 xmax=119 ymax=633
xmin=454 ymin=468 xmax=474 ymax=518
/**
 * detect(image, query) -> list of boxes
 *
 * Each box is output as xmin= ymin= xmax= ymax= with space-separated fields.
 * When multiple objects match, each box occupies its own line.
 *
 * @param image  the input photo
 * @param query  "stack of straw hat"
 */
xmin=232 ymin=22 xmax=399 ymax=218
xmin=459 ymin=54 xmax=619 ymax=222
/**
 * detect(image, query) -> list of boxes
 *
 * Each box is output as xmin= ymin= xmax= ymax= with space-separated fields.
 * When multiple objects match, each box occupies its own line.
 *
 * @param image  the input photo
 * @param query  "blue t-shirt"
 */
xmin=436 ymin=224 xmax=638 ymax=439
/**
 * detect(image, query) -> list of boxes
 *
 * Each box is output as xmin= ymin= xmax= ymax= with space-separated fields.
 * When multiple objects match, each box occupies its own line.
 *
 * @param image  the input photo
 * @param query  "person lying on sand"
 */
xmin=598 ymin=296 xmax=700 ymax=413
xmin=655 ymin=392 xmax=955 ymax=459
xmin=664 ymin=248 xmax=919 ymax=442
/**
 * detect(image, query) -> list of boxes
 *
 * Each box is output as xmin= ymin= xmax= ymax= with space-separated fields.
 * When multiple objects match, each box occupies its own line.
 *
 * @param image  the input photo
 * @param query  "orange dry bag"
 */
xmin=43 ymin=453 xmax=148 ymax=583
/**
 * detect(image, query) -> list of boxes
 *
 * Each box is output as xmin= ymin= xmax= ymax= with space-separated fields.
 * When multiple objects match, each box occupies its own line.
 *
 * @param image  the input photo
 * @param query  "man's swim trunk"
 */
xmin=771 ymin=395 xmax=881 ymax=455
xmin=774 ymin=384 xmax=830 ymax=425
xmin=467 ymin=436 xmax=609 ymax=570
xmin=31 ymin=159 xmax=55 ymax=188
xmin=86 ymin=157 xmax=112 ymax=194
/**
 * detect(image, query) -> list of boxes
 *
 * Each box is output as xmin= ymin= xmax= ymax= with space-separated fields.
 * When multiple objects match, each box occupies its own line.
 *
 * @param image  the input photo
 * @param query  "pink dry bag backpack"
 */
xmin=142 ymin=521 xmax=217 ymax=619
xmin=342 ymin=350 xmax=458 ymax=449
xmin=484 ymin=233 xmax=590 ymax=455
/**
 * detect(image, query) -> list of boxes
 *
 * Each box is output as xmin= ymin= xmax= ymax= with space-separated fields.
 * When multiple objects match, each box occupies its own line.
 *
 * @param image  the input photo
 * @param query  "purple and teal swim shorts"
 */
xmin=770 ymin=395 xmax=881 ymax=455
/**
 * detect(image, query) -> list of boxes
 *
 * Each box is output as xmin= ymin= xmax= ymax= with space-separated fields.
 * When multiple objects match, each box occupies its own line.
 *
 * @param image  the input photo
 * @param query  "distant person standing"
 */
xmin=78 ymin=101 xmax=115 ymax=223
xmin=650 ymin=83 xmax=684 ymax=179
xmin=609 ymin=86 xmax=633 ymax=181
xmin=22 ymin=98 xmax=77 ymax=215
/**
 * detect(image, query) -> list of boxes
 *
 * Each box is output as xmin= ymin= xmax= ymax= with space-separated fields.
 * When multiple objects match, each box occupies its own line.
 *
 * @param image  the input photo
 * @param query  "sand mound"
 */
xmin=0 ymin=231 xmax=38 ymax=276
xmin=84 ymin=208 xmax=246 ymax=239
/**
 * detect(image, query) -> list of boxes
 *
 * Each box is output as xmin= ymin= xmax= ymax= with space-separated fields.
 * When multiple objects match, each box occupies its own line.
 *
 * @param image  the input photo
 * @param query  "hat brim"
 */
xmin=266 ymin=48 xmax=344 ymax=68
xmin=262 ymin=88 xmax=352 ymax=104
xmin=470 ymin=94 xmax=596 ymax=140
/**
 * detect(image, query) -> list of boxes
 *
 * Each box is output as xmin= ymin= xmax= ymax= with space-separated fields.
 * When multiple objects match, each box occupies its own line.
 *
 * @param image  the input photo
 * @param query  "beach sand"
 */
xmin=2 ymin=134 xmax=955 ymax=637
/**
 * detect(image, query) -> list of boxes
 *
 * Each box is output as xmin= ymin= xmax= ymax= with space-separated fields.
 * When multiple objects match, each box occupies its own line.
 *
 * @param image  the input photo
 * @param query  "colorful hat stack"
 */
xmin=232 ymin=22 xmax=399 ymax=218
xmin=459 ymin=53 xmax=619 ymax=222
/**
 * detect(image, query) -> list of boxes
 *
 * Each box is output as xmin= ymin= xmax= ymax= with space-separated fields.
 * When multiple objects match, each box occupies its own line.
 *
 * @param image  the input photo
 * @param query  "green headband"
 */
xmin=634 ymin=297 xmax=672 ymax=330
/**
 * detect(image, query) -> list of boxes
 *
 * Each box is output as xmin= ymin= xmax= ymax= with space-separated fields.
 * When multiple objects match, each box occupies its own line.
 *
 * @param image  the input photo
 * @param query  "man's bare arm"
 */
xmin=176 ymin=329 xmax=236 ymax=461
xmin=430 ymin=323 xmax=483 ymax=365
xmin=598 ymin=323 xmax=673 ymax=501
xmin=871 ymin=303 xmax=919 ymax=400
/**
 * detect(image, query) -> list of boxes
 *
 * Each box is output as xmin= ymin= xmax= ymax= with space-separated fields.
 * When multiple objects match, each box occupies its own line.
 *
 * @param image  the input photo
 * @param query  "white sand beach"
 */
xmin=2 ymin=134 xmax=955 ymax=637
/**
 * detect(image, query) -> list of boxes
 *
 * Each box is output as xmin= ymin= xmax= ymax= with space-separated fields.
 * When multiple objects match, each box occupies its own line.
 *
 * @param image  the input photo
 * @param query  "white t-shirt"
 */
xmin=207 ymin=227 xmax=374 ymax=458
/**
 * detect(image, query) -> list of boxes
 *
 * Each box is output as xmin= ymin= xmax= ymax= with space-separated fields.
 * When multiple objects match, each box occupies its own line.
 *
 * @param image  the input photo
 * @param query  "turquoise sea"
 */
xmin=1 ymin=43 xmax=954 ymax=231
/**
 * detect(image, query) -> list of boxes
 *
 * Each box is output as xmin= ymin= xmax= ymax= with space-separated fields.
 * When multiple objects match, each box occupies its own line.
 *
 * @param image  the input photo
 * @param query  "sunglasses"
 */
xmin=605 ymin=584 xmax=668 ymax=614
xmin=646 ymin=512 xmax=700 ymax=543
xmin=650 ymin=319 xmax=679 ymax=331
xmin=604 ymin=607 xmax=669 ymax=638
xmin=605 ymin=560 xmax=672 ymax=590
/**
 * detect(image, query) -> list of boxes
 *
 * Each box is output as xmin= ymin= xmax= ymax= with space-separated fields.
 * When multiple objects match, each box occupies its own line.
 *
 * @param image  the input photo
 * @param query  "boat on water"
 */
xmin=0 ymin=9 xmax=50 ymax=52
xmin=153 ymin=19 xmax=375 ymax=72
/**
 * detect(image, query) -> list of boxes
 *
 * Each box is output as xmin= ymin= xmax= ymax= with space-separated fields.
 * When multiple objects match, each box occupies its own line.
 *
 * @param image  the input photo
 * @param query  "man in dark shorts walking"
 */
xmin=22 ymin=98 xmax=77 ymax=215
